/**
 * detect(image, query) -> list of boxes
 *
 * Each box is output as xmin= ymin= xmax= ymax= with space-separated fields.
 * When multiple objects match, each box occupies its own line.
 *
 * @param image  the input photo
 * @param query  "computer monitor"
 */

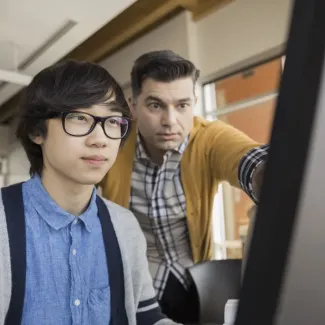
xmin=235 ymin=0 xmax=325 ymax=324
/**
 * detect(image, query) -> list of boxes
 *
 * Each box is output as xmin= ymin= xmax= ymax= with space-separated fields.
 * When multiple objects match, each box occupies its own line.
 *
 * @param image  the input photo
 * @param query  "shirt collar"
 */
xmin=135 ymin=131 xmax=189 ymax=160
xmin=24 ymin=175 xmax=98 ymax=232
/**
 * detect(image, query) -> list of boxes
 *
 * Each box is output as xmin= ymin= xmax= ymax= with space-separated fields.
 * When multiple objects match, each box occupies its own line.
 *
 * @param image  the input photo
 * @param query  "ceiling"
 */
xmin=0 ymin=0 xmax=137 ymax=108
xmin=0 ymin=0 xmax=233 ymax=123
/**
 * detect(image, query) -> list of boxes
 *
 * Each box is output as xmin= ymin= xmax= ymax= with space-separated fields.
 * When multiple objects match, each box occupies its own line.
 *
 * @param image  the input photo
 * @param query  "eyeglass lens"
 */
xmin=64 ymin=112 xmax=129 ymax=139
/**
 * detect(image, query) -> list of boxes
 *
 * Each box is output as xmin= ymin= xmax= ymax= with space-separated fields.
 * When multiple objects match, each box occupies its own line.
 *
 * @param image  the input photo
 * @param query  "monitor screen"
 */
xmin=235 ymin=0 xmax=325 ymax=324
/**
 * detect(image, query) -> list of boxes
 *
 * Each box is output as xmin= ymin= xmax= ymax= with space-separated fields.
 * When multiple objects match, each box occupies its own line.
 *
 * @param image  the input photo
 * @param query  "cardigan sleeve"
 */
xmin=206 ymin=120 xmax=263 ymax=188
xmin=0 ymin=197 xmax=12 ymax=325
xmin=238 ymin=144 xmax=269 ymax=203
xmin=135 ymin=229 xmax=165 ymax=325
xmin=135 ymin=226 xmax=182 ymax=325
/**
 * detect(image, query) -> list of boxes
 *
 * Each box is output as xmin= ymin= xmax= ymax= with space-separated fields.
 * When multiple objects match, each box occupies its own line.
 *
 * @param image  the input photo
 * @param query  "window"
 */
xmin=204 ymin=56 xmax=284 ymax=258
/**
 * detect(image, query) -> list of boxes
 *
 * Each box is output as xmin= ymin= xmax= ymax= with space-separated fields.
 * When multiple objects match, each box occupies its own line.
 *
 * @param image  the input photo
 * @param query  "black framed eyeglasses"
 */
xmin=51 ymin=111 xmax=131 ymax=139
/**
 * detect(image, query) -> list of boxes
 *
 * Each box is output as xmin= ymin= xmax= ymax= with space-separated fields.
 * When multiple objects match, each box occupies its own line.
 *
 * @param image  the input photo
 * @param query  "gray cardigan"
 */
xmin=0 ymin=183 xmax=179 ymax=325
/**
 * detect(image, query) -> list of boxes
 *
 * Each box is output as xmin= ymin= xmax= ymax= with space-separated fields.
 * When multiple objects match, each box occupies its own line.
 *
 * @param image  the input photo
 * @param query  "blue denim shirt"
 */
xmin=21 ymin=176 xmax=110 ymax=325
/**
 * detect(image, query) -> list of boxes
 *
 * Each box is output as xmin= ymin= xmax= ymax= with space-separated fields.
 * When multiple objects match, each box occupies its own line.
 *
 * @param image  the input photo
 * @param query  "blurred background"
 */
xmin=0 ymin=0 xmax=293 ymax=259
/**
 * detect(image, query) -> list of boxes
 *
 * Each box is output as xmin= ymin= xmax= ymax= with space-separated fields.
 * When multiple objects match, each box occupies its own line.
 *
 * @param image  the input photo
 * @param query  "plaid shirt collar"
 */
xmin=135 ymin=131 xmax=189 ymax=161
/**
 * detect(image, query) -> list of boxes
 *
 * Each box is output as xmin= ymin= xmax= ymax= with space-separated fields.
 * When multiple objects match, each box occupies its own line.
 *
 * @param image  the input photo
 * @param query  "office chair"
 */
xmin=188 ymin=259 xmax=242 ymax=325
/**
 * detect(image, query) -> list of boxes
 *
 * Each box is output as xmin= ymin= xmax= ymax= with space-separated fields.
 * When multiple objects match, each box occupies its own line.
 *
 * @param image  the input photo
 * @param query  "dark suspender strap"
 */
xmin=2 ymin=183 xmax=26 ymax=325
xmin=1 ymin=185 xmax=127 ymax=325
xmin=96 ymin=196 xmax=128 ymax=325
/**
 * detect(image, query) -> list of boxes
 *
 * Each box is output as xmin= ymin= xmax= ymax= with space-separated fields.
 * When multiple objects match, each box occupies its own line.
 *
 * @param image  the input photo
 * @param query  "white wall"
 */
xmin=5 ymin=118 xmax=30 ymax=185
xmin=101 ymin=0 xmax=292 ymax=82
xmin=101 ymin=11 xmax=191 ymax=86
xmin=0 ymin=126 xmax=9 ymax=156
xmin=196 ymin=0 xmax=292 ymax=78
xmin=0 ymin=126 xmax=9 ymax=187
xmin=0 ymin=124 xmax=29 ymax=187
xmin=7 ymin=144 xmax=29 ymax=174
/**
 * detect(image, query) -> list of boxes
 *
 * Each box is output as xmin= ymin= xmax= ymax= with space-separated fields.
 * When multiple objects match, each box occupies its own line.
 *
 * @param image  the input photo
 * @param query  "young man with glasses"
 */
xmin=0 ymin=60 xmax=178 ymax=325
xmin=100 ymin=50 xmax=268 ymax=323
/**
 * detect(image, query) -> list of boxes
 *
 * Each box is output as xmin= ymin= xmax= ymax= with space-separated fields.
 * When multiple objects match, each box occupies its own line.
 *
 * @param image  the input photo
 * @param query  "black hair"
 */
xmin=131 ymin=50 xmax=200 ymax=98
xmin=16 ymin=59 xmax=131 ymax=176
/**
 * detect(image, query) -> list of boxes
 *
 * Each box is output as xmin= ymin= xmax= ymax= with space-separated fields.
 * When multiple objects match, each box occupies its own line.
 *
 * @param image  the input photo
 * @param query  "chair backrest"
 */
xmin=188 ymin=259 xmax=242 ymax=324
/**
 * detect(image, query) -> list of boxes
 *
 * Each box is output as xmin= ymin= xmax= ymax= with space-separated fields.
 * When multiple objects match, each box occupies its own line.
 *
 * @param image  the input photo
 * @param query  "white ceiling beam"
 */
xmin=0 ymin=69 xmax=32 ymax=86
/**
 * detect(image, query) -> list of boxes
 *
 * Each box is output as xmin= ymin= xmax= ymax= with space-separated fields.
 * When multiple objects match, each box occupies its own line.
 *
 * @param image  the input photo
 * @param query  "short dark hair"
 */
xmin=131 ymin=50 xmax=200 ymax=98
xmin=16 ymin=60 xmax=130 ymax=176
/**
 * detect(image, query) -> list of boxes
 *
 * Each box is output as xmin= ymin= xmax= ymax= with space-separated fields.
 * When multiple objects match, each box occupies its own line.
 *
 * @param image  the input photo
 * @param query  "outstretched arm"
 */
xmin=238 ymin=145 xmax=269 ymax=203
xmin=207 ymin=120 xmax=268 ymax=202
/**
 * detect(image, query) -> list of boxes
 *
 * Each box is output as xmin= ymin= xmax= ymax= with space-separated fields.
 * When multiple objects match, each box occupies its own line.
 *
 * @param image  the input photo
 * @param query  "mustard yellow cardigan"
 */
xmin=100 ymin=116 xmax=259 ymax=262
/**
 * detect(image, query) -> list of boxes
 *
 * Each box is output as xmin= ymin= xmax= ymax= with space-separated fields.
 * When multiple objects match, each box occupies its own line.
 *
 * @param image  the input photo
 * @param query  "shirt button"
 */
xmin=72 ymin=249 xmax=77 ymax=256
xmin=73 ymin=219 xmax=78 ymax=225
xmin=74 ymin=299 xmax=80 ymax=306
